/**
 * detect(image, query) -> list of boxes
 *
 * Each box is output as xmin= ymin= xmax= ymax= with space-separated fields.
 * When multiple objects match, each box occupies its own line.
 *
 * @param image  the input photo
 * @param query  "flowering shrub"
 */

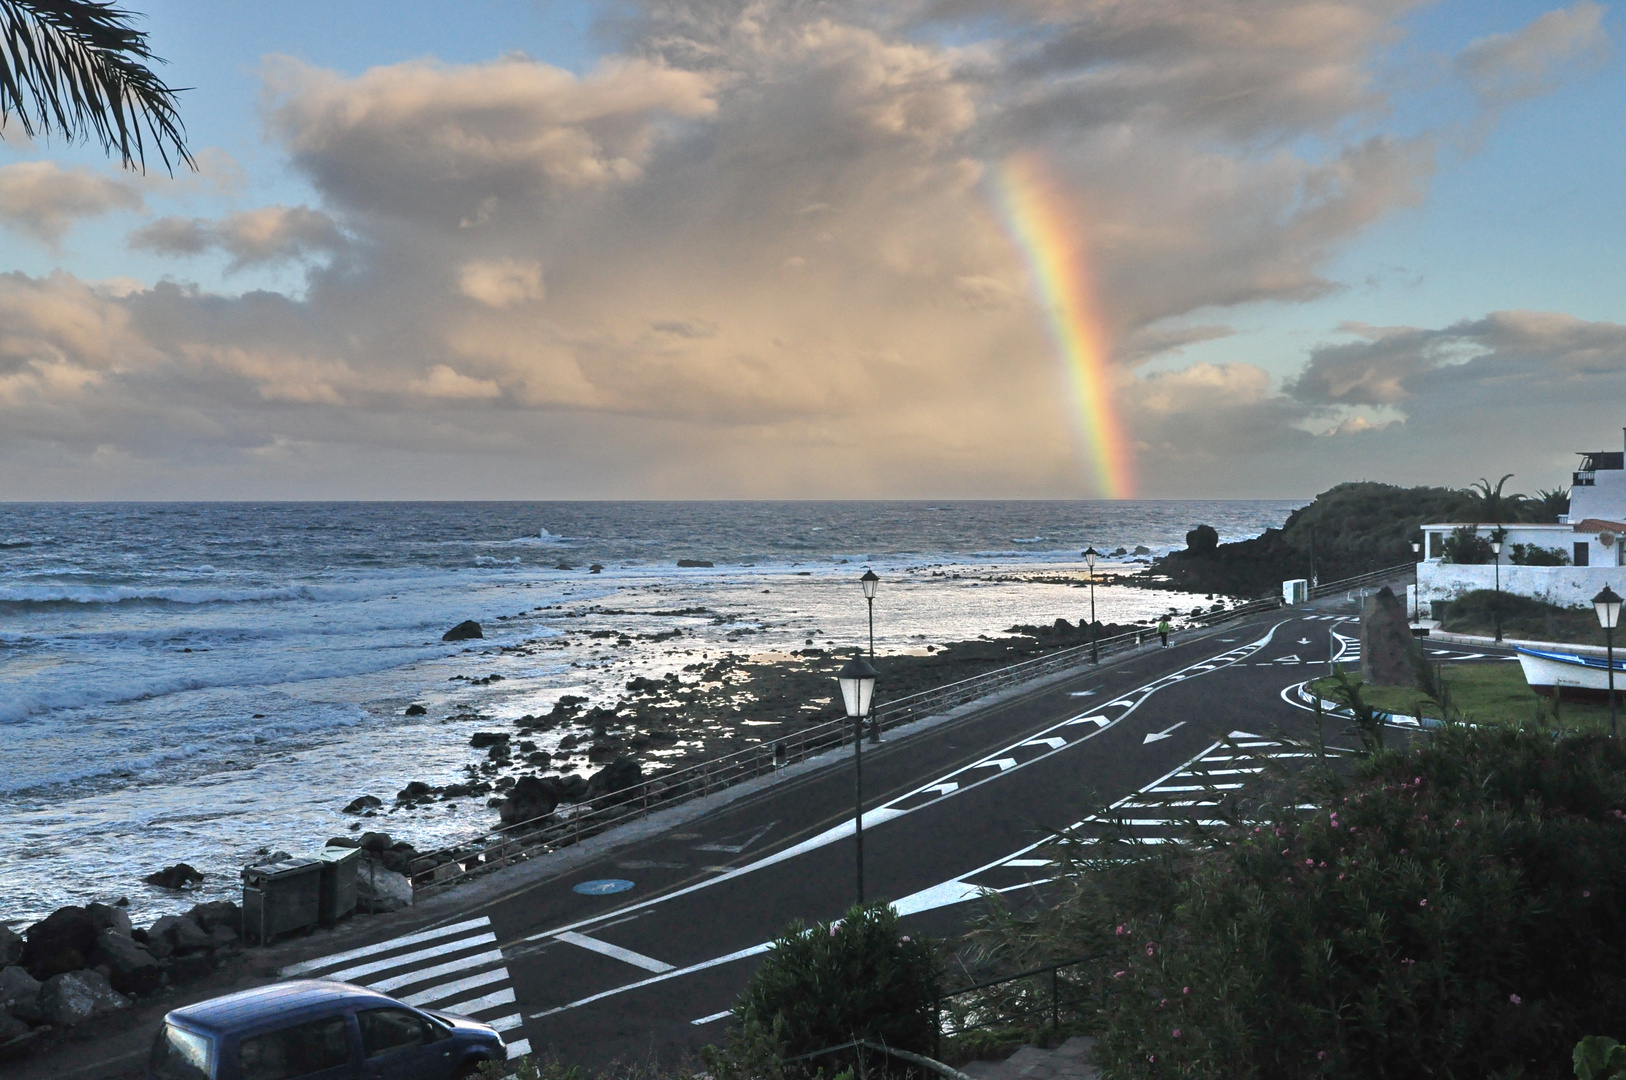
xmin=973 ymin=723 xmax=1626 ymax=1079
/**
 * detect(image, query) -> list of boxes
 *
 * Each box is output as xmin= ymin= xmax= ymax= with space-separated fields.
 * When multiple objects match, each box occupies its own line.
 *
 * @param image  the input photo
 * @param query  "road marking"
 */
xmin=556 ymin=931 xmax=675 ymax=973
xmin=694 ymin=822 xmax=778 ymax=853
xmin=1022 ymin=737 xmax=1067 ymax=750
xmin=692 ymin=1009 xmax=735 ymax=1026
xmin=280 ymin=916 xmax=492 ymax=977
xmin=277 ymin=916 xmax=527 ymax=1059
xmin=522 ymin=622 xmax=1288 ymax=946
xmin=1143 ymin=722 xmax=1184 ymax=744
xmin=972 ymin=757 xmax=1018 ymax=771
xmin=531 ymin=943 xmax=774 ymax=1018
xmin=401 ymin=967 xmax=508 ymax=1007
xmin=323 ymin=933 xmax=499 ymax=985
xmin=924 ymin=782 xmax=958 ymax=795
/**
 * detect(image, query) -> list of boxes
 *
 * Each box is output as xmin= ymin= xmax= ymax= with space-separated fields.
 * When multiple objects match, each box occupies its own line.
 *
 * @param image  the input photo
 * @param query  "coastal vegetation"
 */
xmin=1433 ymin=589 xmax=1612 ymax=648
xmin=1308 ymin=663 xmax=1615 ymax=732
xmin=1140 ymin=480 xmax=1570 ymax=598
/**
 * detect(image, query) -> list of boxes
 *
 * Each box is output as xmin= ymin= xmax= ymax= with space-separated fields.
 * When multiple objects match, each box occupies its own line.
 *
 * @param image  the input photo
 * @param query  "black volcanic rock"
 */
xmin=442 ymin=620 xmax=483 ymax=641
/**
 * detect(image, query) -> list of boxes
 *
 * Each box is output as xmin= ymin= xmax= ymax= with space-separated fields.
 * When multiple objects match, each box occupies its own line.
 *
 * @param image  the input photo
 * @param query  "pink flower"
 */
xmin=1173 ymin=1029 xmax=1182 ymax=1038
xmin=1305 ymin=858 xmax=1314 ymax=866
xmin=1159 ymin=999 xmax=1167 ymax=1009
xmin=1182 ymin=986 xmax=1191 ymax=995
xmin=1509 ymin=994 xmax=1522 ymax=1005
xmin=900 ymin=936 xmax=910 ymax=942
xmin=1583 ymin=890 xmax=1592 ymax=898
xmin=1419 ymin=899 xmax=1428 ymax=907
xmin=1402 ymin=958 xmax=1415 ymax=966
xmin=1318 ymin=1051 xmax=1327 ymax=1060
xmin=1146 ymin=943 xmax=1156 ymax=956
xmin=1282 ymin=849 xmax=1291 ymax=855
xmin=1148 ymin=1054 xmax=1156 ymax=1063
xmin=1114 ymin=971 xmax=1126 ymax=979
xmin=1116 ymin=924 xmax=1126 ymax=935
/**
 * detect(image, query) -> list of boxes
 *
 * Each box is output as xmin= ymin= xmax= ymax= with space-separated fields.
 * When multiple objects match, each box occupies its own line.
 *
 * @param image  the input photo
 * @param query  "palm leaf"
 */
xmin=1 ymin=0 xmax=192 ymax=172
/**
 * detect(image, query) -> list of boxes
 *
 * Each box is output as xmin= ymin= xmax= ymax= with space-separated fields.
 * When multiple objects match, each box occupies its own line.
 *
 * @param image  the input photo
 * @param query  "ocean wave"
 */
xmin=0 ymin=584 xmax=319 ymax=610
xmin=1012 ymin=536 xmax=1046 ymax=544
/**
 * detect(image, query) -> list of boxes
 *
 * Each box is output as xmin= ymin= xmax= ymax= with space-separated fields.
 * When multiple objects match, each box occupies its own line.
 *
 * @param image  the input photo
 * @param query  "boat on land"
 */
xmin=1514 ymin=647 xmax=1626 ymax=700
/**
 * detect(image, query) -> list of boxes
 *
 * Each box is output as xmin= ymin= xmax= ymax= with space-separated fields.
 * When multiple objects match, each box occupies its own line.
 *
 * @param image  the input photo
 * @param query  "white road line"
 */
xmin=507 ymin=1039 xmax=532 ymax=1059
xmin=1022 ymin=737 xmax=1067 ymax=750
xmin=1148 ymin=783 xmax=1245 ymax=793
xmin=280 ymin=916 xmax=492 ymax=977
xmin=1002 ymin=858 xmax=1054 ymax=867
xmin=401 ymin=967 xmax=508 ymax=1007
xmin=556 ymin=931 xmax=675 ymax=973
xmin=442 ymin=987 xmax=516 ymax=1017
xmin=491 ymin=1013 xmax=524 ymax=1033
xmin=532 ymin=943 xmax=773 ymax=1018
xmin=323 ymin=932 xmax=498 ymax=984
xmin=365 ymin=948 xmax=505 ymax=993
xmin=692 ymin=1009 xmax=734 ymax=1026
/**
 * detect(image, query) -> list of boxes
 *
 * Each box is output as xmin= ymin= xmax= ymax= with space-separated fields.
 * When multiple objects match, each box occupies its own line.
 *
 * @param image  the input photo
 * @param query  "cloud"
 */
xmin=0 ymin=1 xmax=1609 ymax=498
xmin=129 ymin=205 xmax=346 ymax=270
xmin=1458 ymin=2 xmax=1611 ymax=107
xmin=0 ymin=162 xmax=142 ymax=244
xmin=458 ymin=258 xmax=544 ymax=308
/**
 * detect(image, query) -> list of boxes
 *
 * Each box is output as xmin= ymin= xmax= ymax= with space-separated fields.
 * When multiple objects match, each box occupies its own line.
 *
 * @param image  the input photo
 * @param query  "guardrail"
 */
xmin=1309 ymin=562 xmax=1412 ymax=600
xmin=406 ymin=563 xmax=1413 ymax=894
xmin=934 ymin=954 xmax=1100 ymax=1056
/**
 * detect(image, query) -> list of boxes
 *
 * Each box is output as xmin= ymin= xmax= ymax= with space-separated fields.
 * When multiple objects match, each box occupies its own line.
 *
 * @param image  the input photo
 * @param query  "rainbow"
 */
xmin=992 ymin=154 xmax=1133 ymax=498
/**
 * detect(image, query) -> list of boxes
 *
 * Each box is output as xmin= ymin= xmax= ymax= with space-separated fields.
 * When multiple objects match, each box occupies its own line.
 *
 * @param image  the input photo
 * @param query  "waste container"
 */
xmin=318 ymin=846 xmax=360 ymax=924
xmin=241 ymin=857 xmax=323 ymax=945
xmin=1282 ymin=578 xmax=1309 ymax=605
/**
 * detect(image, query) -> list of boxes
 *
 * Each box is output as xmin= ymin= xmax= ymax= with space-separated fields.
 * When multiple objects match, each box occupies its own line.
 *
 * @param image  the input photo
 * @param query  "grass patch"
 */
xmin=1439 ymin=589 xmax=1613 ymax=647
xmin=1308 ymin=662 xmax=1616 ymax=732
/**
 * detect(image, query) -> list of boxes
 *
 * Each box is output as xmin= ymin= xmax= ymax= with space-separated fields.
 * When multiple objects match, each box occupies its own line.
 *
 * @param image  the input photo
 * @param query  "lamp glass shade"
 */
xmin=1411 ymin=541 xmax=1421 ymax=554
xmin=1082 ymin=546 xmax=1099 ymax=568
xmin=860 ymin=570 xmax=880 ymax=600
xmin=837 ymin=656 xmax=877 ymax=717
xmin=1490 ymin=539 xmax=1502 ymax=555
xmin=1595 ymin=585 xmax=1623 ymax=630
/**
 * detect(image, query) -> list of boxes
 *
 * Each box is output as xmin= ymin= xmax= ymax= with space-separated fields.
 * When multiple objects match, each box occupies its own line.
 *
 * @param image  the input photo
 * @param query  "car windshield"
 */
xmin=150 ymin=1022 xmax=214 ymax=1080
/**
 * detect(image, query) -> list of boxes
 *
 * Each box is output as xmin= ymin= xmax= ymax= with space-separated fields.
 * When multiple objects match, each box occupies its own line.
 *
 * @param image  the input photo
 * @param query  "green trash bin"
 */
xmin=241 ymin=857 xmax=322 ymax=945
xmin=318 ymin=845 xmax=360 ymax=924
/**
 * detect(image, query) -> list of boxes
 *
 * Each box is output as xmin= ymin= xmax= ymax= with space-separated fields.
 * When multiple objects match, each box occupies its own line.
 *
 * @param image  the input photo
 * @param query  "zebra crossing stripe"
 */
xmin=277 ymin=916 xmax=529 ymax=1059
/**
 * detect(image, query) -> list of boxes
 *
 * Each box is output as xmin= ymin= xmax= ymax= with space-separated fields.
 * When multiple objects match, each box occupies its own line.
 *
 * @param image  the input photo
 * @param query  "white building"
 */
xmin=1416 ymin=431 xmax=1626 ymax=614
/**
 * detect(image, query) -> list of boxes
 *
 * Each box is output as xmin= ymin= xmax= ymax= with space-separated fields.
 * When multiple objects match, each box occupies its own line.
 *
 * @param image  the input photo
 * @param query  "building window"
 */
xmin=1429 ymin=532 xmax=1443 ymax=559
xmin=1575 ymin=542 xmax=1590 ymax=567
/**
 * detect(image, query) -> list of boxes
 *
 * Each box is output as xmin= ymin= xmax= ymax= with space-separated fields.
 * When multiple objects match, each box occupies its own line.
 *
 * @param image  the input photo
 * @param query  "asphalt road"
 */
xmin=37 ymin=585 xmax=1519 ymax=1076
xmin=279 ymin=586 xmax=1519 ymax=1067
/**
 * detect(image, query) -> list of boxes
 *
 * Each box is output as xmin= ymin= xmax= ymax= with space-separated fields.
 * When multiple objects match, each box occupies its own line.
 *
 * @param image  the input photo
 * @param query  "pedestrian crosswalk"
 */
xmin=280 ymin=916 xmax=529 ymax=1060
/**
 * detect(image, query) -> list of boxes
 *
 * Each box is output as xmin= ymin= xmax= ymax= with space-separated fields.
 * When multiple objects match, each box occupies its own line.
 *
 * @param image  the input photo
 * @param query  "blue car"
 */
xmin=147 ymin=979 xmax=508 ymax=1080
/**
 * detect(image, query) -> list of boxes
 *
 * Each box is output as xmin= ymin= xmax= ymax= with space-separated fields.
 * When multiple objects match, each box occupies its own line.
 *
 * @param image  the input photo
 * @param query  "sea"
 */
xmin=0 ymin=500 xmax=1299 ymax=929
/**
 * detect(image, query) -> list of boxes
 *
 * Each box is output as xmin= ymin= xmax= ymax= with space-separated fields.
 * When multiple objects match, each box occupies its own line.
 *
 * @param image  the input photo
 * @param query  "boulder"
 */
xmin=588 ymin=564 xmax=603 ymax=574
xmin=144 ymin=863 xmax=205 ymax=890
xmin=0 ymin=1009 xmax=29 ymax=1042
xmin=168 ymin=953 xmax=216 ymax=982
xmin=22 ymin=907 xmax=99 ymax=980
xmin=343 ymin=795 xmax=383 ymax=814
xmin=556 ymin=774 xmax=589 ymax=802
xmin=0 ymin=926 xmax=21 ymax=967
xmin=586 ymin=756 xmax=644 ymax=799
xmin=469 ymin=731 xmax=509 ymax=749
xmin=358 ymin=831 xmax=393 ymax=853
xmin=208 ymin=924 xmax=239 ymax=949
xmin=404 ymin=704 xmax=427 ymax=716
xmin=1359 ymin=586 xmax=1420 ymax=687
xmin=325 ymin=836 xmax=361 ymax=849
xmin=0 ymin=966 xmax=42 ymax=1021
xmin=354 ymin=862 xmax=413 ymax=914
xmin=499 ymin=776 xmax=561 ymax=826
xmin=85 ymin=902 xmax=133 ymax=938
xmin=442 ymin=620 xmax=484 ymax=642
xmin=395 ymin=782 xmax=435 ymax=803
xmin=90 ymin=931 xmax=160 ymax=995
xmin=185 ymin=901 xmax=241 ymax=935
xmin=676 ymin=558 xmax=714 ymax=568
xmin=36 ymin=970 xmax=129 ymax=1025
xmin=148 ymin=915 xmax=213 ymax=957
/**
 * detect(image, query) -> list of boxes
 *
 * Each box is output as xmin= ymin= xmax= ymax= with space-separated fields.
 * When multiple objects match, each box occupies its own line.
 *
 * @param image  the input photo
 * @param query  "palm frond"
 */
xmin=1 ymin=0 xmax=192 ymax=172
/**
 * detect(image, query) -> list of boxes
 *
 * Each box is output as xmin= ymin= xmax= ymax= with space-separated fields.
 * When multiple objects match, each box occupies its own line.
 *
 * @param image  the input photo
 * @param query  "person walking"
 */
xmin=1157 ymin=616 xmax=1170 ymax=648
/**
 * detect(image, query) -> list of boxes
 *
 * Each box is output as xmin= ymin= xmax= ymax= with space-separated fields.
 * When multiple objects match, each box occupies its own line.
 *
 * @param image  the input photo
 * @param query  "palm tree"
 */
xmin=1531 ymin=487 xmax=1571 ymax=524
xmin=1466 ymin=474 xmax=1524 ymax=531
xmin=1 ymin=0 xmax=192 ymax=172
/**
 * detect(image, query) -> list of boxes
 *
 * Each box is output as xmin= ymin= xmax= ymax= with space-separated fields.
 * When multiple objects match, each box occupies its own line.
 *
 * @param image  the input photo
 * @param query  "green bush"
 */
xmin=728 ymin=901 xmax=941 ymax=1072
xmin=1511 ymin=542 xmax=1571 ymax=566
xmin=970 ymin=724 xmax=1626 ymax=1079
xmin=1442 ymin=525 xmax=1494 ymax=564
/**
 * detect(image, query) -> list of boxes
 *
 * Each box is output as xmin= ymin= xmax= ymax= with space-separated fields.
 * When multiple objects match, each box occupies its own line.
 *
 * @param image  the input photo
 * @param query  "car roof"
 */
xmin=167 ymin=980 xmax=396 ymax=1034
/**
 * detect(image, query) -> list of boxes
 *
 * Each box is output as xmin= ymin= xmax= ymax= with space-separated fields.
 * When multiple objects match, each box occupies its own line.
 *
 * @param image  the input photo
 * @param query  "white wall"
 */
xmin=1417 ymin=562 xmax=1626 ymax=610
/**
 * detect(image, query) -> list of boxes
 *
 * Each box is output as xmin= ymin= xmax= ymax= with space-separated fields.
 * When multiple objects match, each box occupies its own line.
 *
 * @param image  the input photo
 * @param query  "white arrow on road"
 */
xmin=1143 ymin=722 xmax=1186 ymax=744
xmin=972 ymin=758 xmax=1018 ymax=771
xmin=924 ymin=782 xmax=959 ymax=796
xmin=1022 ymin=737 xmax=1066 ymax=750
xmin=1298 ymin=637 xmax=1311 ymax=645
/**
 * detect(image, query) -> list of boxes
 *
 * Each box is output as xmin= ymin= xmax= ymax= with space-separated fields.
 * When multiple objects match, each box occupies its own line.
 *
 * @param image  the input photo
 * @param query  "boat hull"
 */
xmin=1516 ymin=647 xmax=1626 ymax=701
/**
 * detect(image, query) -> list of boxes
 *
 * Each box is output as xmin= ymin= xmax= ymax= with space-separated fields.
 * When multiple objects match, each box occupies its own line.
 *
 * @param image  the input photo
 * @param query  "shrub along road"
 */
xmin=31 ymin=581 xmax=1522 ymax=1077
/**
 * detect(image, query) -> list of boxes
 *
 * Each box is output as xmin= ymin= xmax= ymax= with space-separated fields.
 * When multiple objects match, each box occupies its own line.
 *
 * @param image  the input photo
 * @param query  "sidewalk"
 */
xmin=961 ymin=1036 xmax=1099 ymax=1080
xmin=1423 ymin=627 xmax=1613 ymax=658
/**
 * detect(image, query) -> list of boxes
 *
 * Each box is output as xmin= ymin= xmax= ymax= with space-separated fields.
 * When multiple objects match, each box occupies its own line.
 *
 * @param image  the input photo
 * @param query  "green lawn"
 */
xmin=1308 ymin=661 xmax=1619 ymax=733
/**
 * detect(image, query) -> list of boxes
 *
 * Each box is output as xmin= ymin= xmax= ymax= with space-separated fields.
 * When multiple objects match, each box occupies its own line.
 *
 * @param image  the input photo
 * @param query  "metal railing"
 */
xmin=933 ymin=955 xmax=1100 ymax=1061
xmin=407 ymin=564 xmax=1411 ymax=893
xmin=1309 ymin=562 xmax=1411 ymax=600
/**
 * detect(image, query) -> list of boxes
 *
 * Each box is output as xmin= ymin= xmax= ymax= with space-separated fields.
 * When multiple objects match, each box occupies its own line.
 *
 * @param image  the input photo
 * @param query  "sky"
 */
xmin=2 ymin=0 xmax=1624 ymax=501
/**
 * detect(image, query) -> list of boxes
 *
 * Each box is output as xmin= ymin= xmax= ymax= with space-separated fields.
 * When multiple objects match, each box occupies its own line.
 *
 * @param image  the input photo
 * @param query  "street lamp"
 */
xmin=1410 ymin=539 xmax=1422 ymax=624
xmin=1594 ymin=585 xmax=1621 ymax=738
xmin=860 ymin=569 xmax=880 ymax=743
xmin=1082 ymin=547 xmax=1101 ymax=663
xmin=1490 ymin=536 xmax=1503 ymax=643
xmin=837 ymin=655 xmax=877 ymax=905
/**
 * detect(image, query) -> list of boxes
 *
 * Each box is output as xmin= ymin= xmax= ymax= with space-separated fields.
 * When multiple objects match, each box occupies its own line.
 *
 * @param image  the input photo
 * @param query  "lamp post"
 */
xmin=1410 ymin=540 xmax=1422 ymax=624
xmin=837 ymin=656 xmax=877 ymax=905
xmin=1082 ymin=547 xmax=1100 ymax=663
xmin=1490 ymin=536 xmax=1503 ymax=643
xmin=1595 ymin=585 xmax=1621 ymax=738
xmin=860 ymin=570 xmax=880 ymax=743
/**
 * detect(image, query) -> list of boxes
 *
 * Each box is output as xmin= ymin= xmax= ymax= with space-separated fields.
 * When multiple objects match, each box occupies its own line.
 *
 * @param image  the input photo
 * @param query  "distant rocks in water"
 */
xmin=1133 ymin=545 xmax=1151 ymax=555
xmin=469 ymin=731 xmax=509 ymax=748
xmin=358 ymin=831 xmax=393 ymax=853
xmin=404 ymin=703 xmax=427 ymax=716
xmin=589 ymin=563 xmax=604 ymax=573
xmin=677 ymin=559 xmax=714 ymax=568
xmin=143 ymin=863 xmax=205 ymax=890
xmin=588 ymin=755 xmax=644 ymax=800
xmin=442 ymin=620 xmax=484 ymax=641
xmin=343 ymin=795 xmax=383 ymax=814
xmin=555 ymin=561 xmax=576 ymax=571
xmin=498 ymin=775 xmax=560 ymax=825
